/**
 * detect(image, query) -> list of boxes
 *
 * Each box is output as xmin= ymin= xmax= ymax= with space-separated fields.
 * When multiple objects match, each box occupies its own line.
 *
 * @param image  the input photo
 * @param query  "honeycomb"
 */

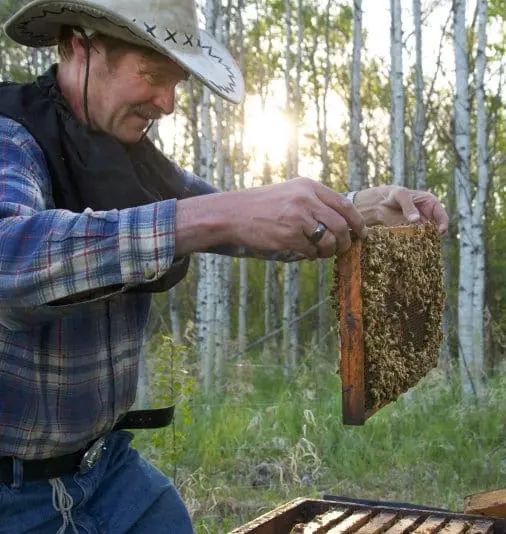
xmin=333 ymin=223 xmax=445 ymax=413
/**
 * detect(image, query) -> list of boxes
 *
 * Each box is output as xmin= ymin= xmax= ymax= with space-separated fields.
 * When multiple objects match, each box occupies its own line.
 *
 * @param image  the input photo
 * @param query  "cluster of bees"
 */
xmin=334 ymin=223 xmax=445 ymax=411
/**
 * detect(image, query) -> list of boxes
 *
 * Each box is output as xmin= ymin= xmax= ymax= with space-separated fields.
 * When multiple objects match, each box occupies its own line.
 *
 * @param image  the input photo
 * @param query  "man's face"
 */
xmin=87 ymin=45 xmax=189 ymax=144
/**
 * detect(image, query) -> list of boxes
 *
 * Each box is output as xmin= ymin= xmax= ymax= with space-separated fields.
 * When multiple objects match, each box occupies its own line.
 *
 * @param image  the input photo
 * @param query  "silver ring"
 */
xmin=309 ymin=222 xmax=327 ymax=245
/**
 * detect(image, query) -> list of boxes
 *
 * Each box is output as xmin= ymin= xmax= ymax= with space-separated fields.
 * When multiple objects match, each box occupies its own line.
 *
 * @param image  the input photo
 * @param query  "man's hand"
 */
xmin=175 ymin=177 xmax=367 ymax=259
xmin=354 ymin=185 xmax=449 ymax=234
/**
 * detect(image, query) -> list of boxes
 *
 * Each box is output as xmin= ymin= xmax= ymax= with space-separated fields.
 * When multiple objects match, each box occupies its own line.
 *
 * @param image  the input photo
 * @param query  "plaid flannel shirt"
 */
xmin=0 ymin=117 xmax=217 ymax=459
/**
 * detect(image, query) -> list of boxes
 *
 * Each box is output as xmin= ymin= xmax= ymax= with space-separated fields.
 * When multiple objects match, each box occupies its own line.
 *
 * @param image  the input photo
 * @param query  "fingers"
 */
xmin=381 ymin=186 xmax=449 ymax=233
xmin=309 ymin=205 xmax=353 ymax=256
xmin=430 ymin=198 xmax=450 ymax=233
xmin=314 ymin=184 xmax=367 ymax=239
xmin=385 ymin=187 xmax=421 ymax=222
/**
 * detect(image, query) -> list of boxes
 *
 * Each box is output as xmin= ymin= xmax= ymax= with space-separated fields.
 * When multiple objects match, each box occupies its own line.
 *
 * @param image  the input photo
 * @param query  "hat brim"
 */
xmin=3 ymin=0 xmax=244 ymax=104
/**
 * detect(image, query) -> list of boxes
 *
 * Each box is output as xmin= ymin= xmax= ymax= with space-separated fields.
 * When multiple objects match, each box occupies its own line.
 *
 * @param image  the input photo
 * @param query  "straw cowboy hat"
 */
xmin=3 ymin=0 xmax=244 ymax=104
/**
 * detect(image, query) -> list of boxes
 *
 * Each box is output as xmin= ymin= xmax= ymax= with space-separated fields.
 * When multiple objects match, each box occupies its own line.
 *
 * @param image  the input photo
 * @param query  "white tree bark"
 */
xmin=214 ymin=6 xmax=226 ymax=386
xmin=315 ymin=0 xmax=332 ymax=350
xmin=263 ymin=261 xmax=280 ymax=360
xmin=221 ymin=139 xmax=233 ymax=369
xmin=214 ymin=96 xmax=226 ymax=387
xmin=283 ymin=0 xmax=294 ymax=370
xmin=390 ymin=0 xmax=405 ymax=186
xmin=348 ymin=0 xmax=363 ymax=192
xmin=191 ymin=80 xmax=207 ymax=373
xmin=282 ymin=0 xmax=301 ymax=372
xmin=168 ymin=288 xmax=182 ymax=345
xmin=198 ymin=83 xmax=216 ymax=394
xmin=471 ymin=0 xmax=488 ymax=387
xmin=453 ymin=0 xmax=475 ymax=394
xmin=204 ymin=254 xmax=217 ymax=394
xmin=412 ymin=0 xmax=427 ymax=190
xmin=137 ymin=350 xmax=150 ymax=409
xmin=236 ymin=0 xmax=248 ymax=358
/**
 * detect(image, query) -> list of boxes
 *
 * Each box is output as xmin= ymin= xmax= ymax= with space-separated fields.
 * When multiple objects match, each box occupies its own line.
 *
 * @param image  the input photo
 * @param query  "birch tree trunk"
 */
xmin=348 ymin=0 xmax=363 ymax=193
xmin=254 ymin=1 xmax=279 ymax=361
xmin=137 ymin=349 xmax=150 ymax=409
xmin=199 ymin=87 xmax=216 ymax=394
xmin=412 ymin=0 xmax=427 ymax=190
xmin=222 ymin=132 xmax=233 ymax=367
xmin=192 ymin=80 xmax=207 ymax=369
xmin=197 ymin=85 xmax=214 ymax=392
xmin=236 ymin=0 xmax=248 ymax=358
xmin=263 ymin=162 xmax=279 ymax=360
xmin=197 ymin=0 xmax=221 ymax=395
xmin=190 ymin=79 xmax=201 ymax=177
xmin=453 ymin=0 xmax=475 ymax=394
xmin=471 ymin=0 xmax=488 ymax=387
xmin=168 ymin=288 xmax=182 ymax=345
xmin=390 ymin=0 xmax=405 ymax=186
xmin=282 ymin=0 xmax=301 ymax=373
xmin=214 ymin=100 xmax=225 ymax=388
xmin=317 ymin=0 xmax=332 ymax=350
xmin=213 ymin=5 xmax=227 ymax=389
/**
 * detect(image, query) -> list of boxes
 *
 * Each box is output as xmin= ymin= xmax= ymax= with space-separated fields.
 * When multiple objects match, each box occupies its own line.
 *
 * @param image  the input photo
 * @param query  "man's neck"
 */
xmin=55 ymin=62 xmax=87 ymax=124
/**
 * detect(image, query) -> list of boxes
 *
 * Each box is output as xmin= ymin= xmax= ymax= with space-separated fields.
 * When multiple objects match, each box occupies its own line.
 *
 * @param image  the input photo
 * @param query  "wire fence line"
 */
xmin=235 ymin=296 xmax=333 ymax=357
xmin=148 ymin=293 xmax=335 ymax=359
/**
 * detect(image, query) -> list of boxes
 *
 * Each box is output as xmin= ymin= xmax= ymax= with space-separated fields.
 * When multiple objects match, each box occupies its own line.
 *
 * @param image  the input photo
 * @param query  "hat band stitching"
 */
xmin=164 ymin=30 xmax=177 ymax=43
xmin=17 ymin=5 xmax=238 ymax=94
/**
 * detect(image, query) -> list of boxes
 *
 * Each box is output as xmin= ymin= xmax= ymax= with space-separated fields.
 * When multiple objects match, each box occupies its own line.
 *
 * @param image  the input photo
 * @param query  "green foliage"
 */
xmin=134 ymin=345 xmax=506 ymax=533
xmin=142 ymin=335 xmax=197 ymax=465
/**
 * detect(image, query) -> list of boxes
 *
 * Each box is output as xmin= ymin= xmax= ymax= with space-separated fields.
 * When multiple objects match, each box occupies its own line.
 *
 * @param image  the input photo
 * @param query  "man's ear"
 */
xmin=71 ymin=32 xmax=102 ymax=62
xmin=71 ymin=33 xmax=88 ymax=62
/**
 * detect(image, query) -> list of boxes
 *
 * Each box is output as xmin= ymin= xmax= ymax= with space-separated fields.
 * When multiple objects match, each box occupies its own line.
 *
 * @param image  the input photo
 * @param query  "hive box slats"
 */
xmin=325 ymin=510 xmax=373 ymax=533
xmin=298 ymin=509 xmax=349 ymax=533
xmin=437 ymin=520 xmax=473 ymax=533
xmin=382 ymin=515 xmax=422 ymax=533
xmin=410 ymin=515 xmax=447 ymax=532
xmin=467 ymin=519 xmax=496 ymax=533
xmin=229 ymin=499 xmax=338 ymax=534
xmin=354 ymin=511 xmax=398 ymax=533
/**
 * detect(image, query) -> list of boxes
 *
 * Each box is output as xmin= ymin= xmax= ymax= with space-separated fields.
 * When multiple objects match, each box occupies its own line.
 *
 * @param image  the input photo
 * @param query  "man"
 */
xmin=0 ymin=0 xmax=449 ymax=532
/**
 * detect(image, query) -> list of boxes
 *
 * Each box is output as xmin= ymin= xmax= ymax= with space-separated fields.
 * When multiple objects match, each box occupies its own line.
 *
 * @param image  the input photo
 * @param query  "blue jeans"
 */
xmin=0 ymin=431 xmax=194 ymax=533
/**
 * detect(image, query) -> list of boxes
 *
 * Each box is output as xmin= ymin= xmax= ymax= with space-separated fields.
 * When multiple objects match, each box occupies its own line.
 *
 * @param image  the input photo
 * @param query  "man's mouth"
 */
xmin=133 ymin=109 xmax=162 ymax=121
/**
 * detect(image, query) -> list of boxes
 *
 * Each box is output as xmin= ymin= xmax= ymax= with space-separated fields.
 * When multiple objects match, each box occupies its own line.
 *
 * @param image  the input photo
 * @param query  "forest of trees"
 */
xmin=1 ymin=0 xmax=505 ymax=394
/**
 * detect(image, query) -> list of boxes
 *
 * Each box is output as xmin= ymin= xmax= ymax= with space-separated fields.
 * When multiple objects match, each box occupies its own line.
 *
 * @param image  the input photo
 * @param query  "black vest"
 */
xmin=0 ymin=66 xmax=191 ymax=293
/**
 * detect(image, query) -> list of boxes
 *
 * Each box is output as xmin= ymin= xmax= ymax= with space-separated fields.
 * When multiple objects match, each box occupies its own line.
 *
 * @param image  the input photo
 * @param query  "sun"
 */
xmin=242 ymin=95 xmax=292 ymax=183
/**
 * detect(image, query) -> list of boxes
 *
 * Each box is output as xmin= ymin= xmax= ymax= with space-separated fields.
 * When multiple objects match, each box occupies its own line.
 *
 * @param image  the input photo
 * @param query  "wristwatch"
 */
xmin=346 ymin=191 xmax=358 ymax=204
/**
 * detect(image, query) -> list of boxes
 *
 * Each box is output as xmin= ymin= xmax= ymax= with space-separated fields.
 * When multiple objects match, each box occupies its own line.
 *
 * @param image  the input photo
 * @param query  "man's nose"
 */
xmin=153 ymin=85 xmax=176 ymax=115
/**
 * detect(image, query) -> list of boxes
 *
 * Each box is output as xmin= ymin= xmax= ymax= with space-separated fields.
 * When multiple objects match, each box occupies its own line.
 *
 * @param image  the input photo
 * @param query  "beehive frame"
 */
xmin=335 ymin=224 xmax=444 ymax=425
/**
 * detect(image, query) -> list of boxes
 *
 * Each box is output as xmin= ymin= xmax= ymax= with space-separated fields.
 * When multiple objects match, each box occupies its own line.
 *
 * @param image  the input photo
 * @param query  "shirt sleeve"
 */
xmin=145 ymin=151 xmax=305 ymax=262
xmin=0 ymin=118 xmax=178 ymax=328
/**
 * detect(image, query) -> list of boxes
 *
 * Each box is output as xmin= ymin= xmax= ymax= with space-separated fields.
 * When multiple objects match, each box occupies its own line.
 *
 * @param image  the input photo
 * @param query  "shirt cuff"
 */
xmin=118 ymin=199 xmax=176 ymax=285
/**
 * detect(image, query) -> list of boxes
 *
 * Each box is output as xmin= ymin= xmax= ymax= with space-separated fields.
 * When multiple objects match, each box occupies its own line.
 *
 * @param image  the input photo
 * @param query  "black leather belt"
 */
xmin=0 ymin=406 xmax=174 ymax=484
xmin=112 ymin=406 xmax=175 ymax=431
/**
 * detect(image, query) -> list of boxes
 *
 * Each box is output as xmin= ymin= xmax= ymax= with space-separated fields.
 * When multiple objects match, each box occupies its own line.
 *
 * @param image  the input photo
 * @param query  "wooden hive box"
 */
xmin=229 ymin=497 xmax=504 ymax=534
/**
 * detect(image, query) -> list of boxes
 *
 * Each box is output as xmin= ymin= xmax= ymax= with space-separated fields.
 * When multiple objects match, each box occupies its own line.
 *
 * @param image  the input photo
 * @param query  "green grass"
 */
xmin=133 ymin=356 xmax=506 ymax=533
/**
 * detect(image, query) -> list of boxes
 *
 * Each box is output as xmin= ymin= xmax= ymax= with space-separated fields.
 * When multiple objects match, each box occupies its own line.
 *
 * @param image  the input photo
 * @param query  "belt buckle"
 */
xmin=79 ymin=437 xmax=106 ymax=475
